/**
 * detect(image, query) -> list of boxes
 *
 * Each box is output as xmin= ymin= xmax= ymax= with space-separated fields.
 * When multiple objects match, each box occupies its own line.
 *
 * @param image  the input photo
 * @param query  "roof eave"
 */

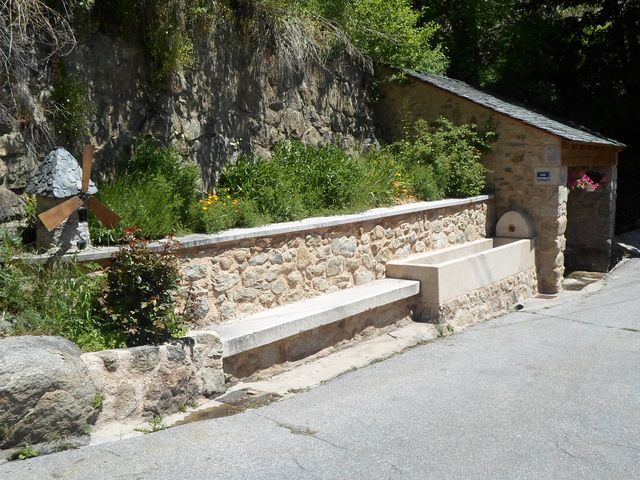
xmin=405 ymin=71 xmax=626 ymax=150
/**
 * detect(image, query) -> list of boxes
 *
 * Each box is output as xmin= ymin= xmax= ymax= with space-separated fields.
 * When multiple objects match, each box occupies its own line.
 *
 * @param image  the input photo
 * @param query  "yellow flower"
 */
xmin=232 ymin=199 xmax=239 ymax=205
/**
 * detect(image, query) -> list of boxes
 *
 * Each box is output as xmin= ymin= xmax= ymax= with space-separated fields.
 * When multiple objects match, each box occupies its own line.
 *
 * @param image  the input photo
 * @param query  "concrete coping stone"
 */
xmin=194 ymin=278 xmax=420 ymax=357
xmin=13 ymin=195 xmax=491 ymax=265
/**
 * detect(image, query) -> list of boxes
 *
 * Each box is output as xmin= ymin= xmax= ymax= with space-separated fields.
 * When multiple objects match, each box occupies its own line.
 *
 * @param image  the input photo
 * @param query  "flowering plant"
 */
xmin=199 ymin=189 xmax=239 ymax=212
xmin=567 ymin=170 xmax=608 ymax=191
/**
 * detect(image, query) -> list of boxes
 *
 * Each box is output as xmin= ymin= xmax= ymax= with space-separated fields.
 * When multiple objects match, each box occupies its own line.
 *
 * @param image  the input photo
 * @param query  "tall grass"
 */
xmin=0 ymin=239 xmax=119 ymax=351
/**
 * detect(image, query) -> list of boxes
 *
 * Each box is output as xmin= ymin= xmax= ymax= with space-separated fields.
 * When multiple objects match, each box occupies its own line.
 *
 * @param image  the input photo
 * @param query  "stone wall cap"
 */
xmin=25 ymin=147 xmax=98 ymax=198
xmin=13 ymin=195 xmax=492 ymax=264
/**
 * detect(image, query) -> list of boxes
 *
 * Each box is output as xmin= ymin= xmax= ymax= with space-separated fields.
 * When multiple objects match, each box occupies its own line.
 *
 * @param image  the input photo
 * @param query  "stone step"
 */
xmin=194 ymin=279 xmax=419 ymax=373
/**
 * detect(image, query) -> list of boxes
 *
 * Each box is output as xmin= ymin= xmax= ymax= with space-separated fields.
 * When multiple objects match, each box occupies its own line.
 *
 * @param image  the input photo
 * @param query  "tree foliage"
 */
xmin=419 ymin=0 xmax=640 ymax=231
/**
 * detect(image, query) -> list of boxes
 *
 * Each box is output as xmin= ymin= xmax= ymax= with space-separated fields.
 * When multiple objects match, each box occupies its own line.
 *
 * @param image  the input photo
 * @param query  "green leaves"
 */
xmin=1 ymin=254 xmax=114 ymax=352
xmin=97 ymin=231 xmax=185 ymax=347
xmin=343 ymin=0 xmax=447 ymax=72
xmin=386 ymin=118 xmax=493 ymax=200
xmin=293 ymin=0 xmax=447 ymax=72
xmin=90 ymin=135 xmax=201 ymax=244
xmin=219 ymin=140 xmax=364 ymax=222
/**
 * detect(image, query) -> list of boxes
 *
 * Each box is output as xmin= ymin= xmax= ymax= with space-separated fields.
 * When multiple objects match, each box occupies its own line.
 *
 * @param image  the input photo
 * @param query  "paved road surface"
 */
xmin=3 ymin=259 xmax=640 ymax=479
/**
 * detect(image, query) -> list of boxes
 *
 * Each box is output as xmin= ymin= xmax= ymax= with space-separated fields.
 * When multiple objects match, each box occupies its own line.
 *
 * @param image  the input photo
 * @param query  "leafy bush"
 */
xmin=342 ymin=0 xmax=447 ymax=72
xmin=127 ymin=136 xmax=201 ymax=228
xmin=357 ymin=149 xmax=407 ymax=206
xmin=390 ymin=118 xmax=492 ymax=199
xmin=219 ymin=154 xmax=308 ymax=222
xmin=200 ymin=192 xmax=266 ymax=233
xmin=296 ymin=0 xmax=447 ymax=72
xmin=1 ymin=232 xmax=189 ymax=350
xmin=0 ymin=239 xmax=117 ymax=352
xmin=97 ymin=230 xmax=185 ymax=347
xmin=90 ymin=174 xmax=183 ymax=244
xmin=273 ymin=140 xmax=363 ymax=211
xmin=91 ymin=136 xmax=201 ymax=244
xmin=90 ymin=125 xmax=490 ymax=244
xmin=219 ymin=140 xmax=364 ymax=221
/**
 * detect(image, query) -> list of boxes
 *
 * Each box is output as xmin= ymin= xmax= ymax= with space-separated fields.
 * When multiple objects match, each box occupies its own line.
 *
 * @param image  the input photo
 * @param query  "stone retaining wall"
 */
xmin=426 ymin=267 xmax=538 ymax=330
xmin=72 ymin=197 xmax=494 ymax=426
xmin=81 ymin=333 xmax=225 ymax=424
xmin=178 ymin=197 xmax=494 ymax=327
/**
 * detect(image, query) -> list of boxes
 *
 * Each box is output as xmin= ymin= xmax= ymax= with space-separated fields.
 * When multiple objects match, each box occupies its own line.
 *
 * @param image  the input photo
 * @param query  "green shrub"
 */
xmin=50 ymin=64 xmax=94 ymax=146
xmin=1 ymin=243 xmax=117 ymax=352
xmin=219 ymin=152 xmax=309 ymax=222
xmin=128 ymin=136 xmax=201 ymax=228
xmin=1 ymin=231 xmax=189 ymax=350
xmin=200 ymin=193 xmax=266 ymax=233
xmin=97 ymin=230 xmax=185 ymax=347
xmin=219 ymin=140 xmax=364 ymax=221
xmin=90 ymin=174 xmax=183 ymax=243
xmin=91 ymin=136 xmax=201 ymax=244
xmin=392 ymin=118 xmax=492 ymax=199
xmin=342 ymin=0 xmax=447 ymax=72
xmin=357 ymin=149 xmax=406 ymax=206
xmin=273 ymin=140 xmax=363 ymax=211
xmin=297 ymin=0 xmax=447 ymax=72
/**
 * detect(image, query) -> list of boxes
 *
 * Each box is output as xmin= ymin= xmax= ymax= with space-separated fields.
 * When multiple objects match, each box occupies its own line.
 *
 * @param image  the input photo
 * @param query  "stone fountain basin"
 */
xmin=385 ymin=238 xmax=536 ymax=307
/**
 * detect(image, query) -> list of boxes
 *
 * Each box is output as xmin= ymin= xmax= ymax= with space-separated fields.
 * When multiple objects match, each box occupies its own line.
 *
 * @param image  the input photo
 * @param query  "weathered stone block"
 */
xmin=212 ymin=273 xmax=240 ymax=293
xmin=0 ymin=336 xmax=98 ymax=448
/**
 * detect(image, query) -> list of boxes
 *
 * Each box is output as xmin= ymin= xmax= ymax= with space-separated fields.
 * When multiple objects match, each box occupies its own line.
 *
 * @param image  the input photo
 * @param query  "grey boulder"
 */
xmin=0 ymin=336 xmax=99 ymax=448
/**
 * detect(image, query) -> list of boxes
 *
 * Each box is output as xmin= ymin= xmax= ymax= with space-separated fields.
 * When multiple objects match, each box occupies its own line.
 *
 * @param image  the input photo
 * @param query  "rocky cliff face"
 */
xmin=0 ymin=20 xmax=376 ymax=199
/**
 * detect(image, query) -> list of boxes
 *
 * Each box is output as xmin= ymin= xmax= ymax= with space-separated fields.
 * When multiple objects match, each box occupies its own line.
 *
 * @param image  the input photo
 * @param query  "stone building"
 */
xmin=377 ymin=72 xmax=625 ymax=293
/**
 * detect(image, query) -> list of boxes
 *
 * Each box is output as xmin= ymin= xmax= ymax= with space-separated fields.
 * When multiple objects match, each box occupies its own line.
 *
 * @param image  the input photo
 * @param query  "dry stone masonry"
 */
xmin=0 ymin=24 xmax=376 ymax=193
xmin=81 ymin=333 xmax=224 ymax=424
xmin=179 ymin=198 xmax=492 ymax=327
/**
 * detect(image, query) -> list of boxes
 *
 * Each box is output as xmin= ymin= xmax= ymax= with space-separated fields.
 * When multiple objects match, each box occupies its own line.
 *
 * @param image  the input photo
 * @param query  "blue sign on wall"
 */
xmin=536 ymin=171 xmax=551 ymax=182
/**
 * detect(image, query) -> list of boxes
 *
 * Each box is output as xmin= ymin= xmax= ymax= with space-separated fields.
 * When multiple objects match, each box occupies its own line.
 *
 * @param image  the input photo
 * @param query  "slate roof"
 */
xmin=408 ymin=71 xmax=625 ymax=148
xmin=25 ymin=147 xmax=98 ymax=198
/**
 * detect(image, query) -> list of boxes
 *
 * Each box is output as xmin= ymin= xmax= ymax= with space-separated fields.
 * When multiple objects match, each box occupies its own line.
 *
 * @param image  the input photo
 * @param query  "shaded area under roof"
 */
xmin=26 ymin=147 xmax=97 ymax=198
xmin=407 ymin=71 xmax=625 ymax=148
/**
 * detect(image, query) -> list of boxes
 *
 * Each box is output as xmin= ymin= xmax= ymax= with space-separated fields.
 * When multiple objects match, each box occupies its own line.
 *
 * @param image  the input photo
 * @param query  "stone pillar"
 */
xmin=534 ymin=186 xmax=568 ymax=293
xmin=488 ymin=136 xmax=568 ymax=294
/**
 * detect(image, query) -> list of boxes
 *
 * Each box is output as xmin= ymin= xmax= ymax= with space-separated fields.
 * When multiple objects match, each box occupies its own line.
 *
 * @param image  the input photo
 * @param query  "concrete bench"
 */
xmin=199 ymin=278 xmax=420 ymax=361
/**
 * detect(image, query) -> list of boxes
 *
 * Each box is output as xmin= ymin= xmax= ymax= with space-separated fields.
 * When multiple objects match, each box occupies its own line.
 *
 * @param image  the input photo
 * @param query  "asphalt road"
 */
xmin=3 ymin=259 xmax=640 ymax=480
